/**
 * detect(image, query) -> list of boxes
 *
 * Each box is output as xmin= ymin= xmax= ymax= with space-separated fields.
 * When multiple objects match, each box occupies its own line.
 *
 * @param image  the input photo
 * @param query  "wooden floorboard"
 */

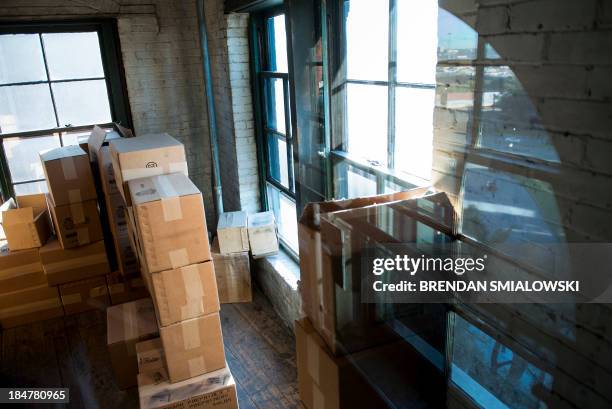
xmin=0 ymin=286 xmax=299 ymax=409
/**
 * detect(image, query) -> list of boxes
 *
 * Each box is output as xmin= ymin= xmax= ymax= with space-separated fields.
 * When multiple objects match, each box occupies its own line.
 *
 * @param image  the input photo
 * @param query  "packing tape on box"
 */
xmin=306 ymin=335 xmax=321 ymax=385
xmin=90 ymin=285 xmax=107 ymax=298
xmin=312 ymin=383 xmax=326 ymax=409
xmin=0 ymin=298 xmax=61 ymax=319
xmin=180 ymin=265 xmax=205 ymax=320
xmin=169 ymin=248 xmax=189 ymax=269
xmin=68 ymin=189 xmax=82 ymax=203
xmin=108 ymin=283 xmax=126 ymax=294
xmin=187 ymin=356 xmax=206 ymax=377
xmin=123 ymin=301 xmax=138 ymax=342
xmin=60 ymin=156 xmax=77 ymax=180
xmin=225 ymin=266 xmax=239 ymax=302
xmin=169 ymin=161 xmax=188 ymax=174
xmin=61 ymin=293 xmax=82 ymax=305
xmin=44 ymin=253 xmax=107 ymax=274
xmin=182 ymin=318 xmax=201 ymax=350
xmin=70 ymin=202 xmax=86 ymax=224
xmin=153 ymin=176 xmax=183 ymax=221
xmin=0 ymin=262 xmax=42 ymax=280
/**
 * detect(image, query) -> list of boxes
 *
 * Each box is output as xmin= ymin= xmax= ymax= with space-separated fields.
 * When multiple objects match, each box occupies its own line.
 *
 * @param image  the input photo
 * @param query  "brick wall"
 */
xmin=0 ymin=0 xmax=216 ymax=223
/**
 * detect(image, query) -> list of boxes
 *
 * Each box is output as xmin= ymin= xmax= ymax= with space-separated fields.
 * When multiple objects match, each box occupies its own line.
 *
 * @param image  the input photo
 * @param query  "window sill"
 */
xmin=259 ymin=248 xmax=300 ymax=291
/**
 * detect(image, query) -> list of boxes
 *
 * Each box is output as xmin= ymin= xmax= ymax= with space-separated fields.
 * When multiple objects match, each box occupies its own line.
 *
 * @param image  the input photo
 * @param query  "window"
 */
xmin=252 ymin=11 xmax=299 ymax=255
xmin=0 ymin=21 xmax=131 ymax=198
xmin=332 ymin=0 xmax=438 ymax=197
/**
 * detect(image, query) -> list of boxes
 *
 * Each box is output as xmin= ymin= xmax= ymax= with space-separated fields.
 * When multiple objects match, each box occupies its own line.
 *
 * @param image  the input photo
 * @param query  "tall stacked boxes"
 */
xmin=106 ymin=134 xmax=236 ymax=404
xmin=39 ymin=145 xmax=110 ymax=314
xmin=88 ymin=126 xmax=143 ymax=302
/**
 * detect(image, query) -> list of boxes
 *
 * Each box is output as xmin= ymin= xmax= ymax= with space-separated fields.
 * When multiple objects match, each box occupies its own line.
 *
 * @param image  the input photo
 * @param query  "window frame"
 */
xmin=250 ymin=7 xmax=300 ymax=258
xmin=0 ymin=19 xmax=132 ymax=199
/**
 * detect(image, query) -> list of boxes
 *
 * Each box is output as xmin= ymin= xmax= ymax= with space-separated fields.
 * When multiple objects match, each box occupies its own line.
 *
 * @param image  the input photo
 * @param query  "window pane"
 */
xmin=451 ymin=313 xmax=552 ymax=409
xmin=52 ymin=79 xmax=112 ymax=127
xmin=478 ymin=66 xmax=559 ymax=162
xmin=264 ymin=77 xmax=286 ymax=134
xmin=345 ymin=0 xmax=389 ymax=81
xmin=0 ymin=34 xmax=47 ymax=84
xmin=346 ymin=83 xmax=388 ymax=165
xmin=266 ymin=15 xmax=288 ymax=73
xmin=42 ymin=32 xmax=105 ymax=80
xmin=4 ymin=135 xmax=61 ymax=183
xmin=397 ymin=0 xmax=438 ymax=84
xmin=347 ymin=165 xmax=377 ymax=198
xmin=267 ymin=134 xmax=289 ymax=189
xmin=61 ymin=129 xmax=93 ymax=146
xmin=266 ymin=183 xmax=298 ymax=253
xmin=14 ymin=181 xmax=49 ymax=196
xmin=395 ymin=87 xmax=435 ymax=180
xmin=437 ymin=8 xmax=478 ymax=61
xmin=0 ymin=84 xmax=57 ymax=133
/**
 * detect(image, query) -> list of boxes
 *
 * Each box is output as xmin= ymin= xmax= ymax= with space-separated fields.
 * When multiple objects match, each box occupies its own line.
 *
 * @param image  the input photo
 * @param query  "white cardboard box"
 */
xmin=216 ymin=211 xmax=249 ymax=254
xmin=247 ymin=211 xmax=278 ymax=258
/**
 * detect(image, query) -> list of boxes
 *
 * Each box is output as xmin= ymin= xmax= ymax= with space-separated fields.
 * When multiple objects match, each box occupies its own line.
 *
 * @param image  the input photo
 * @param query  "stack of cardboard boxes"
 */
xmin=38 ymin=145 xmax=111 ymax=315
xmin=103 ymin=133 xmax=238 ymax=406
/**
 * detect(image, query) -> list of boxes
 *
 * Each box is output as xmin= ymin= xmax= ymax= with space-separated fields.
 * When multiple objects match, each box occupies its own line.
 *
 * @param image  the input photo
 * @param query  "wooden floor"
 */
xmin=0 ymin=287 xmax=300 ymax=409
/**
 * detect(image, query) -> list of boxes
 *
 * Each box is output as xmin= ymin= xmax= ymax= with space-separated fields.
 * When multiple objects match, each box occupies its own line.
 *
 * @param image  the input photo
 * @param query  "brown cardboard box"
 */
xmin=159 ymin=312 xmax=226 ymax=383
xmin=136 ymin=338 xmax=165 ymax=374
xmin=109 ymin=133 xmax=188 ymax=203
xmin=216 ymin=211 xmax=249 ymax=254
xmin=146 ymin=261 xmax=220 ymax=327
xmin=211 ymin=238 xmax=251 ymax=304
xmin=0 ymin=241 xmax=46 ymax=294
xmin=247 ymin=211 xmax=278 ymax=258
xmin=40 ymin=238 xmax=110 ymax=286
xmin=0 ymin=285 xmax=63 ymax=329
xmin=294 ymin=318 xmax=387 ymax=409
xmin=106 ymin=192 xmax=128 ymax=237
xmin=48 ymin=198 xmax=103 ymax=249
xmin=106 ymin=271 xmax=149 ymax=305
xmin=138 ymin=366 xmax=238 ymax=409
xmin=298 ymin=187 xmax=429 ymax=355
xmin=115 ymin=233 xmax=139 ymax=276
xmin=98 ymin=145 xmax=120 ymax=196
xmin=129 ymin=173 xmax=211 ymax=274
xmin=1 ymin=194 xmax=52 ymax=250
xmin=107 ymin=298 xmax=159 ymax=389
xmin=59 ymin=275 xmax=109 ymax=315
xmin=40 ymin=145 xmax=97 ymax=206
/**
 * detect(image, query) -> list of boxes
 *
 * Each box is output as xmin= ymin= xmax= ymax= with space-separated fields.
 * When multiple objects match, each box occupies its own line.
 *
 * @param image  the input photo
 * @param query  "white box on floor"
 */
xmin=216 ymin=211 xmax=249 ymax=254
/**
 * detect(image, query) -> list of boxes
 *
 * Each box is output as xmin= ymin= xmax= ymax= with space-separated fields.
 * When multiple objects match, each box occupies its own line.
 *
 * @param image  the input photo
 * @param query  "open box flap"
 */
xmin=87 ymin=125 xmax=107 ymax=162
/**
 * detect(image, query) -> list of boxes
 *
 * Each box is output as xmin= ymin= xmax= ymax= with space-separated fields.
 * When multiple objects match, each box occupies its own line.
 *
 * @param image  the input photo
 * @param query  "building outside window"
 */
xmin=0 ymin=21 xmax=130 ymax=198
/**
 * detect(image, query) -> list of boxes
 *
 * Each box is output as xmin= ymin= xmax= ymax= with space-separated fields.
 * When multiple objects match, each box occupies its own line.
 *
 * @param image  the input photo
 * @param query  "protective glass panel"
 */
xmin=42 ymin=32 xmax=105 ymax=80
xmin=397 ymin=0 xmax=438 ymax=84
xmin=266 ymin=183 xmax=298 ymax=253
xmin=0 ymin=34 xmax=47 ymax=84
xmin=0 ymin=84 xmax=56 ymax=133
xmin=264 ymin=77 xmax=286 ymax=134
xmin=345 ymin=0 xmax=389 ymax=81
xmin=451 ymin=313 xmax=553 ymax=409
xmin=4 ymin=135 xmax=60 ymax=183
xmin=395 ymin=87 xmax=435 ymax=180
xmin=267 ymin=134 xmax=289 ymax=189
xmin=266 ymin=15 xmax=288 ymax=73
xmin=52 ymin=79 xmax=112 ymax=127
xmin=346 ymin=83 xmax=388 ymax=165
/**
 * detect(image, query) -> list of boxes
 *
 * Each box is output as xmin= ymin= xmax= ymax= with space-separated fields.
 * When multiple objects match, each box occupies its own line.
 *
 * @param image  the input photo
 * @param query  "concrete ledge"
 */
xmin=252 ymin=250 xmax=301 ymax=331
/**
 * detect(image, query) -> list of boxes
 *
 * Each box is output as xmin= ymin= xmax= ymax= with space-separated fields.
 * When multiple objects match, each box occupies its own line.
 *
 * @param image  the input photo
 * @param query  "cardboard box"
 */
xmin=105 ymin=192 xmax=128 ymax=237
xmin=109 ymin=133 xmax=188 ymax=203
xmin=136 ymin=338 xmax=165 ymax=374
xmin=107 ymin=298 xmax=159 ymax=389
xmin=211 ymin=238 xmax=251 ymax=304
xmin=247 ymin=211 xmax=278 ymax=258
xmin=295 ymin=318 xmax=387 ymax=409
xmin=40 ymin=238 xmax=110 ymax=286
xmin=138 ymin=366 xmax=238 ymax=409
xmin=0 ymin=241 xmax=46 ymax=294
xmin=1 ymin=194 xmax=52 ymax=250
xmin=159 ymin=312 xmax=226 ymax=383
xmin=59 ymin=275 xmax=109 ymax=315
xmin=87 ymin=125 xmax=123 ymax=164
xmin=129 ymin=173 xmax=211 ymax=274
xmin=40 ymin=145 xmax=97 ymax=206
xmin=48 ymin=198 xmax=103 ymax=249
xmin=298 ymin=187 xmax=430 ymax=355
xmin=98 ymin=145 xmax=120 ymax=196
xmin=106 ymin=271 xmax=149 ymax=305
xmin=216 ymin=211 xmax=249 ymax=254
xmin=0 ymin=285 xmax=63 ymax=329
xmin=146 ymin=261 xmax=220 ymax=327
xmin=115 ymin=233 xmax=139 ymax=277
